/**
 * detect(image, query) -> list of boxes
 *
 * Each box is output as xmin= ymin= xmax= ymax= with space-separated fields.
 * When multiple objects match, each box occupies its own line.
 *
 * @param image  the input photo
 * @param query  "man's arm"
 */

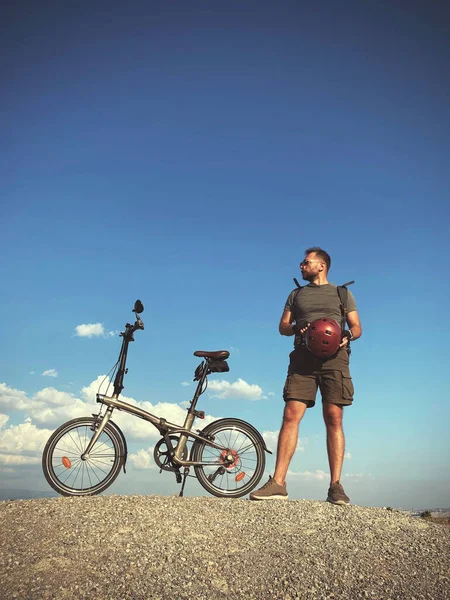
xmin=279 ymin=310 xmax=295 ymax=336
xmin=340 ymin=310 xmax=362 ymax=347
xmin=279 ymin=310 xmax=310 ymax=336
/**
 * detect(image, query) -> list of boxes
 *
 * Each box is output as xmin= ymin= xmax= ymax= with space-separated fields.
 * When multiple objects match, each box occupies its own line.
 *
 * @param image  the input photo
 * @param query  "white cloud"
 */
xmin=288 ymin=469 xmax=329 ymax=481
xmin=0 ymin=382 xmax=97 ymax=426
xmin=345 ymin=451 xmax=352 ymax=459
xmin=75 ymin=323 xmax=105 ymax=337
xmin=0 ymin=454 xmax=40 ymax=465
xmin=0 ymin=383 xmax=30 ymax=410
xmin=80 ymin=376 xmax=116 ymax=401
xmin=42 ymin=369 xmax=58 ymax=378
xmin=262 ymin=430 xmax=278 ymax=453
xmin=207 ymin=378 xmax=263 ymax=401
xmin=74 ymin=323 xmax=118 ymax=338
xmin=0 ymin=415 xmax=48 ymax=469
xmin=343 ymin=472 xmax=374 ymax=481
xmin=31 ymin=400 xmax=89 ymax=424
xmin=262 ymin=430 xmax=306 ymax=454
xmin=181 ymin=381 xmax=191 ymax=387
xmin=0 ymin=418 xmax=53 ymax=454
xmin=129 ymin=447 xmax=156 ymax=470
xmin=27 ymin=387 xmax=87 ymax=424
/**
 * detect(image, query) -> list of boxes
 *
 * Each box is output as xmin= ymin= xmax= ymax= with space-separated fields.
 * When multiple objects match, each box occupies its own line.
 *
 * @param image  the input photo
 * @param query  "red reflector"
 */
xmin=235 ymin=472 xmax=246 ymax=482
xmin=62 ymin=456 xmax=72 ymax=469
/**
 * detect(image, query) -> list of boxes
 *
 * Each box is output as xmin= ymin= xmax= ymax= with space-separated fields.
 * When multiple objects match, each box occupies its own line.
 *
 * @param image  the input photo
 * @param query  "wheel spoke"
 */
xmin=85 ymin=462 xmax=94 ymax=489
xmin=85 ymin=461 xmax=103 ymax=483
xmin=76 ymin=426 xmax=87 ymax=455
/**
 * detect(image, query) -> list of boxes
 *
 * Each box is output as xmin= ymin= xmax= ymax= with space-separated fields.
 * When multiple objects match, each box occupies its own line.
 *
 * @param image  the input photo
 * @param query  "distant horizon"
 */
xmin=1 ymin=487 xmax=449 ymax=515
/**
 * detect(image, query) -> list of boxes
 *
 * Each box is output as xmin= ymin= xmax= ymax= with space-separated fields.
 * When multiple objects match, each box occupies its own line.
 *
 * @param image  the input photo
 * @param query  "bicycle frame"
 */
xmin=91 ymin=391 xmax=227 ymax=467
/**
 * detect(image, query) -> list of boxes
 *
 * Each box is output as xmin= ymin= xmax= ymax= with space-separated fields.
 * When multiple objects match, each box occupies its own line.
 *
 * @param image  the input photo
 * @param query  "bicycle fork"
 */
xmin=81 ymin=408 xmax=114 ymax=460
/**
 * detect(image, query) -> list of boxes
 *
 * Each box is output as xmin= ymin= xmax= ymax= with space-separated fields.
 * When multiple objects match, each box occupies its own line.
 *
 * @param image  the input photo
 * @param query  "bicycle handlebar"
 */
xmin=112 ymin=301 xmax=145 ymax=396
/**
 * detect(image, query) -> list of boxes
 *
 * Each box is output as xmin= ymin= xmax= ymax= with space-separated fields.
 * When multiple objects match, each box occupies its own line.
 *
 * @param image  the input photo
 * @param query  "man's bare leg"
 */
xmin=273 ymin=400 xmax=308 ymax=485
xmin=323 ymin=403 xmax=345 ymax=483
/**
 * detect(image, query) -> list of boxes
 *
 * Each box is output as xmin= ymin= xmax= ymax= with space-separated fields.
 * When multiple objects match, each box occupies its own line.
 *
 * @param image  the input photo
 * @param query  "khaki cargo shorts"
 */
xmin=283 ymin=347 xmax=354 ymax=408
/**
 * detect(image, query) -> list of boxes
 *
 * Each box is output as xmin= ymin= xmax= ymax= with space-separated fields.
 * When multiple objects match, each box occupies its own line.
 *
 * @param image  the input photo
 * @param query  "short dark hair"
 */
xmin=305 ymin=247 xmax=331 ymax=272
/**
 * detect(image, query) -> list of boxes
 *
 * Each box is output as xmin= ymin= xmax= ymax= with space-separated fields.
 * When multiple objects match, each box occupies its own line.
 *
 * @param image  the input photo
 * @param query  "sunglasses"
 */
xmin=300 ymin=259 xmax=322 ymax=267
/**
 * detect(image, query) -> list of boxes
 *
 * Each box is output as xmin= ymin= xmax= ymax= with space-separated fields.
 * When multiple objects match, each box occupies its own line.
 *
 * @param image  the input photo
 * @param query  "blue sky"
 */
xmin=1 ymin=0 xmax=449 ymax=508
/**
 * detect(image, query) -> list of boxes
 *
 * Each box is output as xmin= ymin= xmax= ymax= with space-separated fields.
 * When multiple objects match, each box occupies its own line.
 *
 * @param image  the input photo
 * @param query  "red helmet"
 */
xmin=305 ymin=318 xmax=341 ymax=358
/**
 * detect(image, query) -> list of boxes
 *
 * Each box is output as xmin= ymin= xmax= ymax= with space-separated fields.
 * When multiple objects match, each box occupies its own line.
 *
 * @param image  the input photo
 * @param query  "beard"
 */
xmin=301 ymin=271 xmax=316 ymax=282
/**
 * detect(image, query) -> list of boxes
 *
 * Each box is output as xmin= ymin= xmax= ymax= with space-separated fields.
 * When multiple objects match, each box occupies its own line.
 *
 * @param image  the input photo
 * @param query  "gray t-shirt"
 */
xmin=284 ymin=283 xmax=357 ymax=346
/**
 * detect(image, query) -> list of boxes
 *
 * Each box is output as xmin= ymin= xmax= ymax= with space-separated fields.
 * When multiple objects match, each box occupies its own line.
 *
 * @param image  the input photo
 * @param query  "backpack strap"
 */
xmin=336 ymin=281 xmax=354 ymax=329
xmin=291 ymin=278 xmax=302 ymax=324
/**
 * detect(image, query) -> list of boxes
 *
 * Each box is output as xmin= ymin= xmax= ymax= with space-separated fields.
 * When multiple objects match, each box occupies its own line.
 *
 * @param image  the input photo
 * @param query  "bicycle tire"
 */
xmin=191 ymin=418 xmax=265 ymax=498
xmin=42 ymin=417 xmax=125 ymax=496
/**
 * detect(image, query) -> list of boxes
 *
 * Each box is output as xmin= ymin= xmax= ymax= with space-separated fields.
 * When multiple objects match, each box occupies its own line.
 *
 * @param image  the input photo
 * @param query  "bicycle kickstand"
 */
xmin=179 ymin=467 xmax=190 ymax=497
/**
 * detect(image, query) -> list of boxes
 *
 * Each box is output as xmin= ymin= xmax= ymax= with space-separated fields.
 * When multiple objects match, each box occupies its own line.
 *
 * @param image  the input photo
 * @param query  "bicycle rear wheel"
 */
xmin=42 ymin=417 xmax=125 ymax=496
xmin=191 ymin=418 xmax=265 ymax=498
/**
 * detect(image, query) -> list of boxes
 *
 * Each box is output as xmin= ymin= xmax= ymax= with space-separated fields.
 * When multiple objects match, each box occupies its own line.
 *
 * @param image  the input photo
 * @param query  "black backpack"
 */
xmin=292 ymin=277 xmax=355 ymax=330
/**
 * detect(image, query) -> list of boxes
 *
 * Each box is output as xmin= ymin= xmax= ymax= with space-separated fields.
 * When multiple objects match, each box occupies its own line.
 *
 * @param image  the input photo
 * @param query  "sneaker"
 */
xmin=249 ymin=476 xmax=288 ymax=500
xmin=326 ymin=481 xmax=350 ymax=505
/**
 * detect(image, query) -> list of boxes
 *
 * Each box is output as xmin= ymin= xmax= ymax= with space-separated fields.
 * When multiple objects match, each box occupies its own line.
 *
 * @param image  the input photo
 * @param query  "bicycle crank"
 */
xmin=154 ymin=436 xmax=188 ymax=472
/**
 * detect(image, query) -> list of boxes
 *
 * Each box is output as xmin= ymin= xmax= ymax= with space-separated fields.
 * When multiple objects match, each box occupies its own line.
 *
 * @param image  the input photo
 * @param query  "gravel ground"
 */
xmin=1 ymin=495 xmax=449 ymax=600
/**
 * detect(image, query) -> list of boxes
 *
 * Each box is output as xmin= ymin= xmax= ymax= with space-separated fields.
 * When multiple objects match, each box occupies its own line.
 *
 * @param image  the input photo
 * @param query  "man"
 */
xmin=250 ymin=247 xmax=362 ymax=504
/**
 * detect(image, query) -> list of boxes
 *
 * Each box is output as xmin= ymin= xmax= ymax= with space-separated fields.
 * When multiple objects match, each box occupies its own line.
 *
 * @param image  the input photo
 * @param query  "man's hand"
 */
xmin=279 ymin=311 xmax=310 ymax=336
xmin=340 ymin=329 xmax=353 ymax=348
xmin=293 ymin=322 xmax=310 ymax=335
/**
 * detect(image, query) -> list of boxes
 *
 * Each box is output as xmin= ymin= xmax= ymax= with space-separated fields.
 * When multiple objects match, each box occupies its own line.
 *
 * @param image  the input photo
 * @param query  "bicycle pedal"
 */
xmin=207 ymin=466 xmax=226 ymax=483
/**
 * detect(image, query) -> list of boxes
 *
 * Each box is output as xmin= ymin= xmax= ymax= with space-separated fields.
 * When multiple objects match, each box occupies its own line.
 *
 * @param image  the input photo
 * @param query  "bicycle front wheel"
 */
xmin=42 ymin=417 xmax=125 ymax=496
xmin=191 ymin=418 xmax=265 ymax=498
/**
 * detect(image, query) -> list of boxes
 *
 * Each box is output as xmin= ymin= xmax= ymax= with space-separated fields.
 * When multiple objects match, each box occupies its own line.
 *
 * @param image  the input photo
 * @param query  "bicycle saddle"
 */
xmin=194 ymin=350 xmax=230 ymax=360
